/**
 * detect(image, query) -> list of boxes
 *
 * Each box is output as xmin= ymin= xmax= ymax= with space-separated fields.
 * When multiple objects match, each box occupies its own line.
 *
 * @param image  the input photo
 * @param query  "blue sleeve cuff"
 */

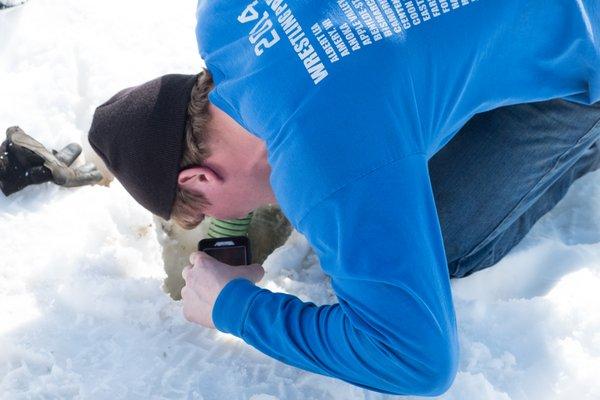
xmin=212 ymin=277 xmax=264 ymax=337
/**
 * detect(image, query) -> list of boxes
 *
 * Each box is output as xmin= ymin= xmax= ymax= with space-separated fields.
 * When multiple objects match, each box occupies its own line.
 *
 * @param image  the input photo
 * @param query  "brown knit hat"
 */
xmin=88 ymin=73 xmax=197 ymax=219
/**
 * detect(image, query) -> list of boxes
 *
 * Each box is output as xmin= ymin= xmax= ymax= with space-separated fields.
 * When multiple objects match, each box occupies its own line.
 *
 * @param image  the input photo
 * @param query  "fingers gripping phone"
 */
xmin=198 ymin=236 xmax=252 ymax=266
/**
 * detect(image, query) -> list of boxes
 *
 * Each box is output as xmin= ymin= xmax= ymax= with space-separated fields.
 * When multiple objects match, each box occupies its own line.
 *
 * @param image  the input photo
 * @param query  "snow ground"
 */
xmin=1 ymin=1 xmax=600 ymax=399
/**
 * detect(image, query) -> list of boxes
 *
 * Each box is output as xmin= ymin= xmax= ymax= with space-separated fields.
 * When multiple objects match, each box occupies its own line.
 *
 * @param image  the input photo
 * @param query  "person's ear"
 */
xmin=177 ymin=166 xmax=223 ymax=194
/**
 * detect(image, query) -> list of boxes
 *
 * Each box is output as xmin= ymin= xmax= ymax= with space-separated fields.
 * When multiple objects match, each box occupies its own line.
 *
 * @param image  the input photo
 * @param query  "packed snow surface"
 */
xmin=1 ymin=1 xmax=600 ymax=399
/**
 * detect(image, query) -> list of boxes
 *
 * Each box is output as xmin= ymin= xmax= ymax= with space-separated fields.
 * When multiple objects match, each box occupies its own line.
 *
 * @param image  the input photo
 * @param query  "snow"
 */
xmin=1 ymin=1 xmax=599 ymax=399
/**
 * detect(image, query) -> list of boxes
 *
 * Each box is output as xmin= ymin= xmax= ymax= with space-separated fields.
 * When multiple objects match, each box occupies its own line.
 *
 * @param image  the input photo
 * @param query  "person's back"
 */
xmin=197 ymin=0 xmax=599 ymax=226
xmin=198 ymin=0 xmax=599 ymax=153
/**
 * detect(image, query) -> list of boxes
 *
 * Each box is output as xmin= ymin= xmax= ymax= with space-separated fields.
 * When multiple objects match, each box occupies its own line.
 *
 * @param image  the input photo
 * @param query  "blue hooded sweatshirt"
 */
xmin=195 ymin=0 xmax=599 ymax=395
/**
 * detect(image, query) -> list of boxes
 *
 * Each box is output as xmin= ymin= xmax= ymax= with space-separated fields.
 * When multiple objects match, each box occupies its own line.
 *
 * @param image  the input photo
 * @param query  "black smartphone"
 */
xmin=197 ymin=236 xmax=252 ymax=266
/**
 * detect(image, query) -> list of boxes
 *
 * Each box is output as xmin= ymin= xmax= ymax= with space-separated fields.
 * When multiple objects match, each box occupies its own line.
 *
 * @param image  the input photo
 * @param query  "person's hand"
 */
xmin=1 ymin=131 xmax=53 ymax=195
xmin=181 ymin=251 xmax=265 ymax=329
xmin=1 ymin=126 xmax=102 ymax=196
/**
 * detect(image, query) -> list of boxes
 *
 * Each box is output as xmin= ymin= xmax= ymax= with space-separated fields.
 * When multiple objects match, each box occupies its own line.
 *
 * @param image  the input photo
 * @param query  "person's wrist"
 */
xmin=212 ymin=277 xmax=264 ymax=336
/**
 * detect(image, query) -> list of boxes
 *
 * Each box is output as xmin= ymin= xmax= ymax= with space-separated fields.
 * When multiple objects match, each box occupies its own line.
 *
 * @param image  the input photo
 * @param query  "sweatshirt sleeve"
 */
xmin=211 ymin=154 xmax=459 ymax=396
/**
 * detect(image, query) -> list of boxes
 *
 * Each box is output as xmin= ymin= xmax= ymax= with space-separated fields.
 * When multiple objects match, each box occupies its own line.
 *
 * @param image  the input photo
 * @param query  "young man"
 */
xmin=88 ymin=0 xmax=600 ymax=395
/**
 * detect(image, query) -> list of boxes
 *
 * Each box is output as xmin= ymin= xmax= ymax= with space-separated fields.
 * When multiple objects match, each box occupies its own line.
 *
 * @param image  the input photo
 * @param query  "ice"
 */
xmin=1 ymin=1 xmax=599 ymax=399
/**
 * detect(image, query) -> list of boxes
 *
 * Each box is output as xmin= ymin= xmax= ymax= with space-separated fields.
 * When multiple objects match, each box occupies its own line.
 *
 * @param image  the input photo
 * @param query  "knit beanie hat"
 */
xmin=88 ymin=73 xmax=197 ymax=219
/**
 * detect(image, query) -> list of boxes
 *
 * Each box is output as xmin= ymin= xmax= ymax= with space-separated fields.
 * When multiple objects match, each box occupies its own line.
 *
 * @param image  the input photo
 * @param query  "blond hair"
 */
xmin=170 ymin=70 xmax=214 ymax=229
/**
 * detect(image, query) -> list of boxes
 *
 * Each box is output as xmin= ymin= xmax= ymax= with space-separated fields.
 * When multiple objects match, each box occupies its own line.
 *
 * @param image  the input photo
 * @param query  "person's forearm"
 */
xmin=213 ymin=277 xmax=457 ymax=396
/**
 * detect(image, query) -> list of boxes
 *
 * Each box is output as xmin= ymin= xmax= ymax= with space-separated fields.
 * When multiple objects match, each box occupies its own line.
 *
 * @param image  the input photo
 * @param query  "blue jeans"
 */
xmin=430 ymin=99 xmax=600 ymax=278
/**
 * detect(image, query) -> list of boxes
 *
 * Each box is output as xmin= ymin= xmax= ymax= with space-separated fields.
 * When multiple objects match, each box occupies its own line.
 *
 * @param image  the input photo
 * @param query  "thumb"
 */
xmin=235 ymin=263 xmax=265 ymax=283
